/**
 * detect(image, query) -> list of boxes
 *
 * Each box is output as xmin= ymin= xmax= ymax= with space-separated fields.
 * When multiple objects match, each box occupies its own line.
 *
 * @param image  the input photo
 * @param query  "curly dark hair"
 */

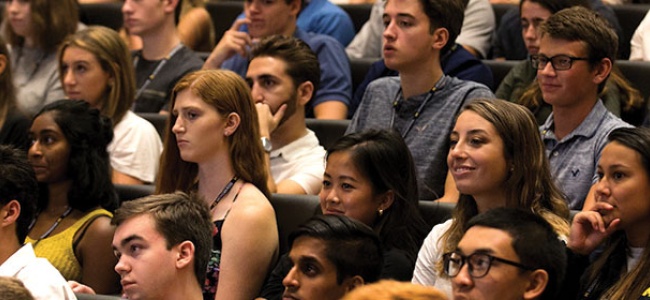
xmin=32 ymin=100 xmax=118 ymax=212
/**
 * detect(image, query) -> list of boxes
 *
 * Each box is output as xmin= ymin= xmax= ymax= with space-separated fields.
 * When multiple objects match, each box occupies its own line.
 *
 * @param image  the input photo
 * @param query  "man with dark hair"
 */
xmin=122 ymin=0 xmax=204 ymax=113
xmin=0 ymin=146 xmax=75 ymax=300
xmin=346 ymin=0 xmax=494 ymax=200
xmin=445 ymin=208 xmax=566 ymax=300
xmin=534 ymin=6 xmax=631 ymax=210
xmin=281 ymin=215 xmax=383 ymax=300
xmin=203 ymin=0 xmax=351 ymax=119
xmin=246 ymin=35 xmax=325 ymax=195
xmin=111 ymin=192 xmax=213 ymax=300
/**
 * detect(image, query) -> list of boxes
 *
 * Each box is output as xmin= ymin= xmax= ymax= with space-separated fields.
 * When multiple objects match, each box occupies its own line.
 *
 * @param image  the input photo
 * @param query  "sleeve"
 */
xmin=345 ymin=0 xmax=384 ymax=59
xmin=630 ymin=11 xmax=650 ymax=61
xmin=455 ymin=0 xmax=495 ymax=59
xmin=412 ymin=220 xmax=450 ymax=286
xmin=310 ymin=38 xmax=352 ymax=108
xmin=310 ymin=11 xmax=356 ymax=46
xmin=464 ymin=84 xmax=496 ymax=105
xmin=258 ymin=254 xmax=292 ymax=300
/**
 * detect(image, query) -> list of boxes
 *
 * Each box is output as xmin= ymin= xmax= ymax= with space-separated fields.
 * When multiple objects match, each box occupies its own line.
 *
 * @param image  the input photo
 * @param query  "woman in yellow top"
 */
xmin=26 ymin=100 xmax=120 ymax=294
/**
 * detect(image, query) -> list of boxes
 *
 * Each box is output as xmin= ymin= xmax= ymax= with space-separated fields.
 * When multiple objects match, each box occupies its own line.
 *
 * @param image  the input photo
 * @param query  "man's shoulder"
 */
xmin=443 ymin=76 xmax=494 ymax=99
xmin=367 ymin=76 xmax=401 ymax=91
xmin=296 ymin=29 xmax=346 ymax=51
xmin=170 ymin=45 xmax=204 ymax=70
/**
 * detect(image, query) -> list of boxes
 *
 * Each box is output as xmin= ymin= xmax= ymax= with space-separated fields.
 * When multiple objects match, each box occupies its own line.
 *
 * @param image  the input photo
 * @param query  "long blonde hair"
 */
xmin=156 ymin=70 xmax=270 ymax=198
xmin=58 ymin=26 xmax=135 ymax=126
xmin=437 ymin=99 xmax=570 ymax=275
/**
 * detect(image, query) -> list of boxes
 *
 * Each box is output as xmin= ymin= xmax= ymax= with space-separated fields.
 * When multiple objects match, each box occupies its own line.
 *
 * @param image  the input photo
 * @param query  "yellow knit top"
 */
xmin=25 ymin=208 xmax=113 ymax=282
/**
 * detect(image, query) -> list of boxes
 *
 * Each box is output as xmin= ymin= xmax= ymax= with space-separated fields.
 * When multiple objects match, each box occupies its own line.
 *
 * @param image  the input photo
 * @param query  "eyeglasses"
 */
xmin=442 ymin=251 xmax=535 ymax=278
xmin=530 ymin=54 xmax=590 ymax=71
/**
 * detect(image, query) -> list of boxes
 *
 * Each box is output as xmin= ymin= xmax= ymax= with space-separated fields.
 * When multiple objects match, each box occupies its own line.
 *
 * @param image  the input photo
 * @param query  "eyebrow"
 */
xmin=323 ymin=172 xmax=359 ymax=183
xmin=113 ymin=234 xmax=145 ymax=250
xmin=456 ymin=247 xmax=496 ymax=255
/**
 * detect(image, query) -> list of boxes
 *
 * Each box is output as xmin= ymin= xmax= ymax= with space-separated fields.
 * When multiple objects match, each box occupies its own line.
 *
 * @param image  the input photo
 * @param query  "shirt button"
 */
xmin=553 ymin=151 xmax=559 ymax=157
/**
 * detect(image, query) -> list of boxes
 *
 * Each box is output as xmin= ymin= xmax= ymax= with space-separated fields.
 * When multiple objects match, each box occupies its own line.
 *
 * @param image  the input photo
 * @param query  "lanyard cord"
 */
xmin=133 ymin=43 xmax=184 ymax=100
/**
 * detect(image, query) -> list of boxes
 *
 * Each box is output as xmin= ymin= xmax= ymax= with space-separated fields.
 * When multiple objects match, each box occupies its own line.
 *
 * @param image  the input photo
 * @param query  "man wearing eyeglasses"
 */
xmin=444 ymin=208 xmax=566 ymax=300
xmin=534 ymin=7 xmax=631 ymax=211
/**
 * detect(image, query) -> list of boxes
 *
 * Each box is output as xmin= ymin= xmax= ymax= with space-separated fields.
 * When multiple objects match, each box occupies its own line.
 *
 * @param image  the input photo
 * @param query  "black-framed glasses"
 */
xmin=530 ymin=54 xmax=590 ymax=71
xmin=442 ymin=251 xmax=535 ymax=278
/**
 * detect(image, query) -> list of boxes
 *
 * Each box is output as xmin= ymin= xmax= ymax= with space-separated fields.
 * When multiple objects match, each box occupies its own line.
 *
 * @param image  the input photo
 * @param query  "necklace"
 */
xmin=133 ymin=43 xmax=184 ymax=100
xmin=389 ymin=75 xmax=446 ymax=138
xmin=209 ymin=176 xmax=239 ymax=210
xmin=27 ymin=206 xmax=73 ymax=247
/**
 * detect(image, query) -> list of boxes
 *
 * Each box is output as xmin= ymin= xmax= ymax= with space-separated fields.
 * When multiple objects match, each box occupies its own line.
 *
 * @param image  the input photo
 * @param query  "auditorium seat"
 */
xmin=418 ymin=201 xmax=454 ymax=231
xmin=349 ymin=57 xmax=377 ymax=96
xmin=115 ymin=184 xmax=155 ymax=203
xmin=205 ymin=1 xmax=243 ymax=43
xmin=611 ymin=4 xmax=650 ymax=59
xmin=75 ymin=294 xmax=121 ymax=300
xmin=482 ymin=59 xmax=518 ymax=92
xmin=618 ymin=58 xmax=650 ymax=101
xmin=270 ymin=193 xmax=321 ymax=255
xmin=79 ymin=3 xmax=124 ymax=31
xmin=138 ymin=112 xmax=168 ymax=139
xmin=338 ymin=4 xmax=373 ymax=33
xmin=305 ymin=118 xmax=350 ymax=149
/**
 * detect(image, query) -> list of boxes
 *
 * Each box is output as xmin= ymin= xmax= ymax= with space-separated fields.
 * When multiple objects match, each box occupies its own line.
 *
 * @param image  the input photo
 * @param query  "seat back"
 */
xmin=482 ymin=60 xmax=518 ymax=92
xmin=349 ymin=57 xmax=377 ymax=96
xmin=205 ymin=1 xmax=243 ymax=43
xmin=115 ymin=184 xmax=155 ymax=203
xmin=137 ymin=112 xmax=168 ymax=140
xmin=79 ymin=3 xmax=124 ymax=31
xmin=611 ymin=4 xmax=650 ymax=59
xmin=305 ymin=118 xmax=350 ymax=150
xmin=270 ymin=193 xmax=321 ymax=255
xmin=339 ymin=4 xmax=373 ymax=33
xmin=418 ymin=201 xmax=455 ymax=231
xmin=617 ymin=60 xmax=650 ymax=100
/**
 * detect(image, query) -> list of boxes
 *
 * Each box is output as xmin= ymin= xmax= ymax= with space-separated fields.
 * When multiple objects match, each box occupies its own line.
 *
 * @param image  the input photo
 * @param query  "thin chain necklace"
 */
xmin=27 ymin=206 xmax=73 ymax=247
xmin=209 ymin=176 xmax=239 ymax=210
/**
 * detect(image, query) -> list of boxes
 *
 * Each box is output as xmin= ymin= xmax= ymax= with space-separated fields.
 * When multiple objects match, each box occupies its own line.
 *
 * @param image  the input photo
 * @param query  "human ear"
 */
xmin=592 ymin=58 xmax=612 ymax=86
xmin=0 ymin=54 xmax=7 ymax=76
xmin=224 ymin=112 xmax=241 ymax=136
xmin=523 ymin=269 xmax=549 ymax=300
xmin=343 ymin=275 xmax=365 ymax=293
xmin=1 ymin=200 xmax=21 ymax=228
xmin=431 ymin=27 xmax=449 ymax=52
xmin=175 ymin=240 xmax=196 ymax=270
xmin=377 ymin=190 xmax=395 ymax=212
xmin=296 ymin=81 xmax=314 ymax=106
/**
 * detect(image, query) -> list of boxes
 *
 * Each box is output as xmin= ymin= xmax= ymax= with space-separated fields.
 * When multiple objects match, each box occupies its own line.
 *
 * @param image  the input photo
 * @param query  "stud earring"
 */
xmin=378 ymin=209 xmax=384 ymax=216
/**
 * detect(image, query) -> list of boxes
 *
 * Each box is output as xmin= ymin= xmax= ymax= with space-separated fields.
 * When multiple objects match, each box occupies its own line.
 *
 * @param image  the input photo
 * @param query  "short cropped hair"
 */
xmin=112 ymin=192 xmax=213 ymax=286
xmin=417 ymin=0 xmax=466 ymax=55
xmin=341 ymin=279 xmax=447 ymax=300
xmin=250 ymin=35 xmax=321 ymax=96
xmin=0 ymin=277 xmax=35 ymax=300
xmin=0 ymin=146 xmax=38 ymax=243
xmin=465 ymin=208 xmax=567 ymax=300
xmin=288 ymin=215 xmax=383 ymax=284
xmin=540 ymin=6 xmax=617 ymax=92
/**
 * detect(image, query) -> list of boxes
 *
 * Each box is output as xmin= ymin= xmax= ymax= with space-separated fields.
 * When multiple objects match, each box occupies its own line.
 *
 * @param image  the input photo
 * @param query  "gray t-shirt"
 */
xmin=347 ymin=75 xmax=495 ymax=200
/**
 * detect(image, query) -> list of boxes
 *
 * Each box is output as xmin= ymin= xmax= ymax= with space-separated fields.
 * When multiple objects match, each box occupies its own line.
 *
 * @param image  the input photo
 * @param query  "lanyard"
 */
xmin=133 ymin=43 xmax=184 ymax=100
xmin=389 ymin=76 xmax=445 ymax=138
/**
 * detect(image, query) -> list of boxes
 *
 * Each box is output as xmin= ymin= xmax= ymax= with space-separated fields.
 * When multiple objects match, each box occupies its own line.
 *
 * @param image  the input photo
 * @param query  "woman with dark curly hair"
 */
xmin=25 ymin=99 xmax=120 ymax=294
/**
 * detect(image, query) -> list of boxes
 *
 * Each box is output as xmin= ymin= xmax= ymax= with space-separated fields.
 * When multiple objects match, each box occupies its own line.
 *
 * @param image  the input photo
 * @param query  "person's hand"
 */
xmin=568 ymin=202 xmax=620 ymax=255
xmin=256 ymin=102 xmax=287 ymax=138
xmin=68 ymin=281 xmax=96 ymax=294
xmin=203 ymin=18 xmax=252 ymax=69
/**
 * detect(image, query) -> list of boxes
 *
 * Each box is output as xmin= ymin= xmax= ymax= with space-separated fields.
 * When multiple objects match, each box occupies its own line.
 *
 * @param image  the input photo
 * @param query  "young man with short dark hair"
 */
xmin=347 ymin=0 xmax=494 ymax=200
xmin=0 ymin=146 xmax=76 ymax=300
xmin=246 ymin=35 xmax=326 ymax=195
xmin=447 ymin=208 xmax=566 ymax=300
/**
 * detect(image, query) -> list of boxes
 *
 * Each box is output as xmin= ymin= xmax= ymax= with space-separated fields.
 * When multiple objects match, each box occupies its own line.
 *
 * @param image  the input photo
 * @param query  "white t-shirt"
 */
xmin=412 ymin=219 xmax=453 ymax=298
xmin=108 ymin=111 xmax=163 ymax=183
xmin=270 ymin=130 xmax=326 ymax=195
xmin=0 ymin=244 xmax=76 ymax=300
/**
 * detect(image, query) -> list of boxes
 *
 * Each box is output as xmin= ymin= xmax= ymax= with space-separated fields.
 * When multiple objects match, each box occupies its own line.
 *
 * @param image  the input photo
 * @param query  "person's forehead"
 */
xmin=457 ymin=226 xmax=516 ymax=257
xmin=289 ymin=236 xmax=331 ymax=263
xmin=113 ymin=213 xmax=162 ymax=246
xmin=248 ymin=56 xmax=291 ymax=78
xmin=384 ymin=0 xmax=427 ymax=18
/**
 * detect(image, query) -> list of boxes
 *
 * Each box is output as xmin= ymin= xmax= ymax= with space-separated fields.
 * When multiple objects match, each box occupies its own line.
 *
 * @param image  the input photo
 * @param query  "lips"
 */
xmin=324 ymin=208 xmax=344 ymax=215
xmin=121 ymin=280 xmax=136 ymax=290
xmin=383 ymin=45 xmax=396 ymax=56
xmin=176 ymin=138 xmax=189 ymax=147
